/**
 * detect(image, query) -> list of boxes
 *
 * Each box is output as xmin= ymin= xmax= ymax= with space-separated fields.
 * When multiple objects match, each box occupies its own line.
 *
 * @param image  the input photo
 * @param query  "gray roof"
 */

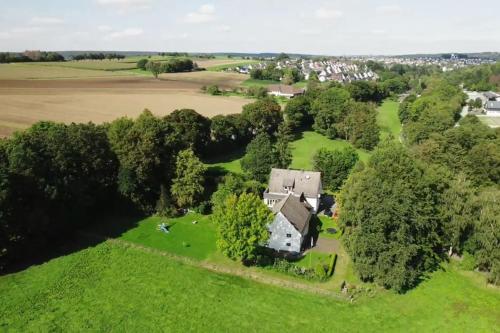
xmin=483 ymin=92 xmax=499 ymax=99
xmin=485 ymin=101 xmax=500 ymax=110
xmin=267 ymin=84 xmax=305 ymax=95
xmin=268 ymin=168 xmax=321 ymax=198
xmin=272 ymin=194 xmax=312 ymax=234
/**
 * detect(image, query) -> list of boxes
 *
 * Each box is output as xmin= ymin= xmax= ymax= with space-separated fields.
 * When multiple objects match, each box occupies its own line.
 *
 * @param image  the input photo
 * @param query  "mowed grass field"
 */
xmin=377 ymin=100 xmax=402 ymax=140
xmin=1 ymin=240 xmax=498 ymax=332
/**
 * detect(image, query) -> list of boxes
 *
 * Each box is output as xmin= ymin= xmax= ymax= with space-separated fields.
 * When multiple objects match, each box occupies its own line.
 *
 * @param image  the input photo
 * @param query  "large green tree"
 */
xmin=213 ymin=193 xmax=273 ymax=262
xmin=171 ymin=149 xmax=206 ymax=208
xmin=240 ymin=133 xmax=276 ymax=182
xmin=241 ymin=98 xmax=283 ymax=135
xmin=313 ymin=146 xmax=359 ymax=191
xmin=284 ymin=95 xmax=312 ymax=129
xmin=338 ymin=142 xmax=442 ymax=292
xmin=339 ymin=102 xmax=380 ymax=150
xmin=312 ymin=87 xmax=351 ymax=138
xmin=164 ymin=109 xmax=211 ymax=154
xmin=273 ymin=123 xmax=293 ymax=169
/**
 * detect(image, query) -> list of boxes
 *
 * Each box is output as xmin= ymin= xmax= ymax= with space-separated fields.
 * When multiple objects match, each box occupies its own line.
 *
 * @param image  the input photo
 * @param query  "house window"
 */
xmin=286 ymin=233 xmax=291 ymax=238
xmin=286 ymin=242 xmax=291 ymax=247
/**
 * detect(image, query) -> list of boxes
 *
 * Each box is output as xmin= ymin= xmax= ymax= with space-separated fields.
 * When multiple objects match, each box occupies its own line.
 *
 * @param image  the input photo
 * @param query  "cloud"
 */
xmin=315 ymin=8 xmax=343 ymax=19
xmin=299 ymin=28 xmax=322 ymax=36
xmin=216 ymin=25 xmax=231 ymax=32
xmin=376 ymin=5 xmax=402 ymax=14
xmin=98 ymin=25 xmax=113 ymax=32
xmin=184 ymin=4 xmax=216 ymax=24
xmin=96 ymin=0 xmax=153 ymax=12
xmin=0 ymin=32 xmax=11 ymax=39
xmin=371 ymin=29 xmax=387 ymax=35
xmin=105 ymin=28 xmax=143 ymax=39
xmin=163 ymin=33 xmax=189 ymax=40
xmin=11 ymin=26 xmax=44 ymax=34
xmin=30 ymin=16 xmax=64 ymax=25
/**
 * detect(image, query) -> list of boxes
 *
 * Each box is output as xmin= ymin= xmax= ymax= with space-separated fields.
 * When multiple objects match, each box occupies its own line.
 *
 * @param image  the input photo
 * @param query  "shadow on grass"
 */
xmin=2 ymin=212 xmax=145 ymax=276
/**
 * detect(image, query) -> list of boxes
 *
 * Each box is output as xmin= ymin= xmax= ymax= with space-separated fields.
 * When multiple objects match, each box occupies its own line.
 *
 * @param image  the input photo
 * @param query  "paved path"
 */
xmin=310 ymin=237 xmax=340 ymax=253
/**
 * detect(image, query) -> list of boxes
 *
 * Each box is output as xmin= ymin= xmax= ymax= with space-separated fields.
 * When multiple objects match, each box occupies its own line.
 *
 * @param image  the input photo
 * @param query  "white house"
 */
xmin=267 ymin=85 xmax=305 ymax=99
xmin=267 ymin=194 xmax=312 ymax=253
xmin=484 ymin=100 xmax=500 ymax=117
xmin=263 ymin=168 xmax=322 ymax=213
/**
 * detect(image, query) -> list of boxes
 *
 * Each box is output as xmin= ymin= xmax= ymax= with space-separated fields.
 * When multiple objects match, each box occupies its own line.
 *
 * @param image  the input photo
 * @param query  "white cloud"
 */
xmin=299 ymin=28 xmax=322 ymax=36
xmin=216 ymin=25 xmax=231 ymax=32
xmin=11 ymin=26 xmax=44 ymax=34
xmin=98 ymin=25 xmax=113 ymax=32
xmin=105 ymin=28 xmax=143 ymax=39
xmin=376 ymin=5 xmax=402 ymax=14
xmin=184 ymin=4 xmax=216 ymax=24
xmin=96 ymin=0 xmax=153 ymax=12
xmin=315 ymin=8 xmax=343 ymax=19
xmin=0 ymin=32 xmax=11 ymax=39
xmin=30 ymin=16 xmax=64 ymax=25
xmin=371 ymin=29 xmax=387 ymax=35
xmin=163 ymin=33 xmax=189 ymax=40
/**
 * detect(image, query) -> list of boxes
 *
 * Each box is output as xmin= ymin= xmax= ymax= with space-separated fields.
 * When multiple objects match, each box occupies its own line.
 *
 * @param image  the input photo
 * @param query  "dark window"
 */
xmin=286 ymin=243 xmax=291 ymax=246
xmin=286 ymin=233 xmax=291 ymax=238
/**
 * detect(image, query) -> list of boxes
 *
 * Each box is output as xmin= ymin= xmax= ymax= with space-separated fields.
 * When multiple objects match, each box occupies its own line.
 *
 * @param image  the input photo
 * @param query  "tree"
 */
xmin=171 ymin=149 xmax=206 ymax=208
xmin=164 ymin=109 xmax=211 ymax=154
xmin=339 ymin=102 xmax=380 ymax=150
xmin=240 ymin=133 xmax=275 ymax=182
xmin=346 ymin=81 xmax=386 ymax=103
xmin=284 ymin=95 xmax=312 ymax=129
xmin=468 ymin=188 xmax=500 ymax=285
xmin=338 ymin=142 xmax=442 ymax=292
xmin=274 ymin=123 xmax=293 ymax=169
xmin=146 ymin=61 xmax=162 ymax=78
xmin=313 ymin=147 xmax=358 ymax=191
xmin=137 ymin=58 xmax=148 ymax=70
xmin=213 ymin=192 xmax=273 ymax=262
xmin=108 ymin=110 xmax=174 ymax=212
xmin=312 ymin=87 xmax=351 ymax=138
xmin=241 ymin=98 xmax=283 ymax=135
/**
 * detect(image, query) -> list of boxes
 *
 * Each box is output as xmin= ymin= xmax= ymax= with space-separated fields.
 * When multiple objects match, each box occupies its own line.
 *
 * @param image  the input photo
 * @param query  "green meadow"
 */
xmin=1 ymin=241 xmax=498 ymax=332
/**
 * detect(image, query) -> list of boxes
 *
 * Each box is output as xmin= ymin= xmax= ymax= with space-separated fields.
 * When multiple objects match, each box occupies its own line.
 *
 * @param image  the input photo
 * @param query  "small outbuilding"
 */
xmin=267 ymin=84 xmax=305 ymax=98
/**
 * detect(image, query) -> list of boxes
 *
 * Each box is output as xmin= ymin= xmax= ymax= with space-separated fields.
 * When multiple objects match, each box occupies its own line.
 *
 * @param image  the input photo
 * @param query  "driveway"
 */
xmin=310 ymin=237 xmax=340 ymax=253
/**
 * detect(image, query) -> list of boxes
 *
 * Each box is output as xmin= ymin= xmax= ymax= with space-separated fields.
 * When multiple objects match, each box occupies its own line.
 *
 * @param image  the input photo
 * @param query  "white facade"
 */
xmin=267 ymin=212 xmax=306 ymax=253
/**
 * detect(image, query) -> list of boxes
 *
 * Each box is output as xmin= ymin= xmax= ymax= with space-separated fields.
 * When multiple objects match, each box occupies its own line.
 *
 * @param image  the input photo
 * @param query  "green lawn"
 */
xmin=1 ymin=241 xmax=498 ymax=332
xmin=377 ymin=100 xmax=402 ymax=141
xmin=295 ymin=252 xmax=332 ymax=269
xmin=205 ymin=131 xmax=371 ymax=175
xmin=241 ymin=78 xmax=280 ymax=87
xmin=290 ymin=131 xmax=371 ymax=170
xmin=93 ymin=213 xmax=217 ymax=260
xmin=318 ymin=215 xmax=343 ymax=239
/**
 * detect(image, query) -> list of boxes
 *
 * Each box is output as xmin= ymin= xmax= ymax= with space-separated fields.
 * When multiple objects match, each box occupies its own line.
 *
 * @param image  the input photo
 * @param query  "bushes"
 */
xmin=327 ymin=254 xmax=338 ymax=276
xmin=269 ymin=255 xmax=336 ymax=282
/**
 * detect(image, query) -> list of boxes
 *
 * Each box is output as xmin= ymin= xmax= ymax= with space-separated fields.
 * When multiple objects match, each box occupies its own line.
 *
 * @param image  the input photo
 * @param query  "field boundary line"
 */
xmin=78 ymin=231 xmax=350 ymax=302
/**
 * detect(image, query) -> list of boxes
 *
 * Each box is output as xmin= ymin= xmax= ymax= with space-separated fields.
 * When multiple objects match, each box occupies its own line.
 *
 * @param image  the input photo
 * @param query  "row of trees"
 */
xmin=284 ymin=83 xmax=380 ymax=150
xmin=338 ymin=72 xmax=500 ymax=290
xmin=71 ymin=53 xmax=126 ymax=60
xmin=250 ymin=64 xmax=303 ymax=84
xmin=0 ymin=51 xmax=64 ymax=63
xmin=139 ymin=58 xmax=195 ymax=78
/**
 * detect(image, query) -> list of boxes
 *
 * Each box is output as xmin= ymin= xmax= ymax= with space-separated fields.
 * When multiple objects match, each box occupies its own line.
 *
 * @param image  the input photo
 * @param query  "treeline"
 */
xmin=0 ymin=51 xmax=64 ymax=63
xmin=158 ymin=52 xmax=189 ymax=57
xmin=138 ymin=58 xmax=195 ymax=78
xmin=339 ymin=77 xmax=500 ymax=291
xmin=284 ymin=80 xmax=383 ymax=150
xmin=71 ymin=53 xmax=126 ymax=60
xmin=250 ymin=64 xmax=303 ymax=84
xmin=0 ymin=97 xmax=287 ymax=270
xmin=446 ymin=62 xmax=500 ymax=91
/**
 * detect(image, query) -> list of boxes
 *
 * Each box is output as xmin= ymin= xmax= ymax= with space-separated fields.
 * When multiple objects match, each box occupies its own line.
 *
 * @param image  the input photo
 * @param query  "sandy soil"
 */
xmin=0 ymin=77 xmax=251 ymax=137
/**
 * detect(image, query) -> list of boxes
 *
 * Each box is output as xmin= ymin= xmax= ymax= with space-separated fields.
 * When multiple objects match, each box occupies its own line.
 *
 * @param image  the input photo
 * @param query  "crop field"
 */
xmin=0 ymin=63 xmax=140 ymax=80
xmin=1 ymin=240 xmax=498 ymax=332
xmin=36 ymin=60 xmax=138 ymax=71
xmin=0 ymin=78 xmax=252 ymax=137
xmin=159 ymin=71 xmax=248 ymax=89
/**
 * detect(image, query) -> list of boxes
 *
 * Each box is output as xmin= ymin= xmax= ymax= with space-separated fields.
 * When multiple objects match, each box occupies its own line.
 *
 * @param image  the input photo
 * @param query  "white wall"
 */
xmin=267 ymin=212 xmax=302 ymax=253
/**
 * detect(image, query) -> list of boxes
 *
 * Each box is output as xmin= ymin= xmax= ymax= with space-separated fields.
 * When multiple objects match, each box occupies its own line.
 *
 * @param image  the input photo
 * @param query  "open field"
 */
xmin=0 ymin=63 xmax=140 ymax=80
xmin=1 ymin=240 xmax=498 ymax=332
xmin=30 ymin=60 xmax=137 ymax=71
xmin=159 ymin=71 xmax=248 ymax=89
xmin=377 ymin=100 xmax=402 ymax=140
xmin=477 ymin=115 xmax=500 ymax=128
xmin=0 ymin=77 xmax=252 ymax=137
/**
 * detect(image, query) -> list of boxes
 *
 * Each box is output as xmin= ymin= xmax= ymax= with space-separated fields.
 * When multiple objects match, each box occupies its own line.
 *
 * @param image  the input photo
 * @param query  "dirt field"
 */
xmin=159 ymin=71 xmax=248 ymax=89
xmin=0 ymin=77 xmax=252 ymax=137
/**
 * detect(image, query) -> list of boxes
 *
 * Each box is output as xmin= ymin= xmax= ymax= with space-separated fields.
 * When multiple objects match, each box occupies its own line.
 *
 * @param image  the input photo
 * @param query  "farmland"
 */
xmin=0 ymin=239 xmax=498 ymax=332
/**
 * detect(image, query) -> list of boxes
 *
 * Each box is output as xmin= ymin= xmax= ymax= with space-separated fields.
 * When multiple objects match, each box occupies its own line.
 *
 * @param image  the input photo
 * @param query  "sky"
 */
xmin=0 ymin=0 xmax=499 ymax=55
